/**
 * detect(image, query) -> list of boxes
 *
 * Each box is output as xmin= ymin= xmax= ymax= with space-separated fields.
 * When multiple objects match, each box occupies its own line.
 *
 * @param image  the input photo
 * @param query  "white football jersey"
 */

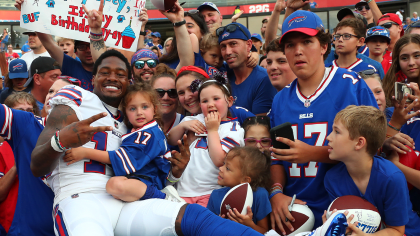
xmin=48 ymin=85 xmax=127 ymax=206
xmin=176 ymin=114 xmax=244 ymax=197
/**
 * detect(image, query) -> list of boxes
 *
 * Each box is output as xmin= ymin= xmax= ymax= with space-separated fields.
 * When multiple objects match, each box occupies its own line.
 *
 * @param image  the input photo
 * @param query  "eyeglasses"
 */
xmin=216 ymin=24 xmax=249 ymax=38
xmin=356 ymin=5 xmax=370 ymax=11
xmin=380 ymin=22 xmax=400 ymax=29
xmin=58 ymin=76 xmax=82 ymax=86
xmin=15 ymin=108 xmax=35 ymax=114
xmin=155 ymin=88 xmax=178 ymax=98
xmin=358 ymin=69 xmax=377 ymax=76
xmin=76 ymin=44 xmax=90 ymax=51
xmin=244 ymin=138 xmax=272 ymax=147
xmin=333 ymin=33 xmax=359 ymax=41
xmin=187 ymin=9 xmax=199 ymax=14
xmin=134 ymin=59 xmax=158 ymax=69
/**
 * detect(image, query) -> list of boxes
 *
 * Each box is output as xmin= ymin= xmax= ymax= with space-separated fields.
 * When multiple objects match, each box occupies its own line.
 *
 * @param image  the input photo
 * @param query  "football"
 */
xmin=220 ymin=183 xmax=253 ymax=216
xmin=399 ymin=146 xmax=418 ymax=190
xmin=150 ymin=0 xmax=176 ymax=11
xmin=275 ymin=204 xmax=315 ymax=236
xmin=327 ymin=195 xmax=381 ymax=234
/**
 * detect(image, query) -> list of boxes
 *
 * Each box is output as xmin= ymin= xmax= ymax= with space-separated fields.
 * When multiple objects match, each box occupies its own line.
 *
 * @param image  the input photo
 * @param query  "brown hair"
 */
xmin=4 ymin=92 xmax=40 ymax=116
xmin=200 ymin=33 xmax=219 ymax=54
xmin=121 ymin=83 xmax=162 ymax=130
xmin=334 ymin=105 xmax=386 ymax=156
xmin=175 ymin=66 xmax=208 ymax=85
xmin=383 ymin=34 xmax=420 ymax=106
xmin=265 ymin=38 xmax=281 ymax=54
xmin=335 ymin=18 xmax=366 ymax=39
xmin=226 ymin=146 xmax=271 ymax=191
xmin=279 ymin=29 xmax=331 ymax=61
xmin=150 ymin=64 xmax=177 ymax=87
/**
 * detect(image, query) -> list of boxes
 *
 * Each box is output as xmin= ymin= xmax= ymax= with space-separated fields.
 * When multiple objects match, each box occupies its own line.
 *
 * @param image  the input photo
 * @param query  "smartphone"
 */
xmin=270 ymin=122 xmax=295 ymax=149
xmin=395 ymin=82 xmax=413 ymax=103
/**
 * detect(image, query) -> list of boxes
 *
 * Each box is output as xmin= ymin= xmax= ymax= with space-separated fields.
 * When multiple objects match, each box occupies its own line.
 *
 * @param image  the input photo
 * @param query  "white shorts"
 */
xmin=115 ymin=199 xmax=186 ymax=236
xmin=53 ymin=193 xmax=123 ymax=236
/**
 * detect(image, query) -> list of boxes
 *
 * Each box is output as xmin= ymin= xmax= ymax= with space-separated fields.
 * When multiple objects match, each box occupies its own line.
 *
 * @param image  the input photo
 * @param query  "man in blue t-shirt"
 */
xmin=217 ymin=22 xmax=276 ymax=115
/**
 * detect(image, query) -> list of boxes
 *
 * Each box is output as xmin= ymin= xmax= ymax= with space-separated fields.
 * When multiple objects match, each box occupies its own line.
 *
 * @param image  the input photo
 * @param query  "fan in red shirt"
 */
xmin=5 ymin=45 xmax=19 ymax=65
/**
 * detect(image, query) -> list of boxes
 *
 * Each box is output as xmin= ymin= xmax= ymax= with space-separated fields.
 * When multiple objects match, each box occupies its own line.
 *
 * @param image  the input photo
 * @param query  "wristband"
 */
xmin=167 ymin=171 xmax=180 ymax=183
xmin=269 ymin=189 xmax=283 ymax=199
xmin=90 ymin=36 xmax=103 ymax=41
xmin=51 ymin=134 xmax=64 ymax=152
xmin=90 ymin=31 xmax=103 ymax=37
xmin=388 ymin=121 xmax=400 ymax=132
xmin=367 ymin=0 xmax=373 ymax=3
xmin=173 ymin=19 xmax=186 ymax=27
xmin=55 ymin=131 xmax=69 ymax=152
xmin=140 ymin=31 xmax=146 ymax=36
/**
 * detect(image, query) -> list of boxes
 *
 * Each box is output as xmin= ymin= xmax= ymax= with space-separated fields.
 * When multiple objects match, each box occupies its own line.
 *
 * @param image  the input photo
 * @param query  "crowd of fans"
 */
xmin=0 ymin=0 xmax=420 ymax=235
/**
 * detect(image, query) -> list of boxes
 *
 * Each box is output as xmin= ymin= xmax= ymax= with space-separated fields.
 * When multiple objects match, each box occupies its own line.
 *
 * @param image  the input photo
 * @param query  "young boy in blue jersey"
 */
xmin=329 ymin=18 xmax=381 ymax=78
xmin=268 ymin=10 xmax=378 ymax=234
xmin=325 ymin=105 xmax=420 ymax=236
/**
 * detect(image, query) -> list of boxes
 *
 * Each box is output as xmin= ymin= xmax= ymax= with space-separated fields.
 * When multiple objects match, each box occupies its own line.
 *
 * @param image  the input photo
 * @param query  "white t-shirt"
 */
xmin=21 ymin=50 xmax=51 ymax=69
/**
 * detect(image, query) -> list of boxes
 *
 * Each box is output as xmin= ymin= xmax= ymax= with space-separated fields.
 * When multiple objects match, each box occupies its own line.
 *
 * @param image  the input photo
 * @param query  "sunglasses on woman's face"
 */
xmin=155 ymin=89 xmax=178 ymax=98
xmin=134 ymin=59 xmax=158 ymax=69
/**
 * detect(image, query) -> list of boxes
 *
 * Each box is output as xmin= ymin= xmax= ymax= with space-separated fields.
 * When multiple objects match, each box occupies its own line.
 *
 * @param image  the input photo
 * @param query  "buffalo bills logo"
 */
xmin=222 ymin=32 xmax=230 ymax=39
xmin=12 ymin=63 xmax=23 ymax=71
xmin=288 ymin=16 xmax=307 ymax=27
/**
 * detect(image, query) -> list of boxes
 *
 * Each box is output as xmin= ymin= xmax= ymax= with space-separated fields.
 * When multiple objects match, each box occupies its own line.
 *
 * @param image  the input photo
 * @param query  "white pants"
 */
xmin=53 ymin=193 xmax=185 ymax=236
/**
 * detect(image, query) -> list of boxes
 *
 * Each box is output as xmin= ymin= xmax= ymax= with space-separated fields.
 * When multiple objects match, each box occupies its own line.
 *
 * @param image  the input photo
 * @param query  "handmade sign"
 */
xmin=20 ymin=0 xmax=145 ymax=51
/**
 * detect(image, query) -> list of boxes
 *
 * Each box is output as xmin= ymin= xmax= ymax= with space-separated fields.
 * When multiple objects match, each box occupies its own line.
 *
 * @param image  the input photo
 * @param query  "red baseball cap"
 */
xmin=378 ymin=13 xmax=404 ymax=37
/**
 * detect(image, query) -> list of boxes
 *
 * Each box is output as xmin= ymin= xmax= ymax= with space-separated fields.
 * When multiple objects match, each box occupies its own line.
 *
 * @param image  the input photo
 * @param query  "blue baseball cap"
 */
xmin=218 ymin=22 xmax=251 ymax=44
xmin=197 ymin=2 xmax=220 ymax=13
xmin=280 ymin=10 xmax=324 ymax=43
xmin=151 ymin=32 xmax=161 ymax=38
xmin=8 ymin=59 xmax=28 ymax=79
xmin=251 ymin=33 xmax=262 ymax=42
xmin=21 ymin=44 xmax=32 ymax=53
xmin=365 ymin=26 xmax=391 ymax=44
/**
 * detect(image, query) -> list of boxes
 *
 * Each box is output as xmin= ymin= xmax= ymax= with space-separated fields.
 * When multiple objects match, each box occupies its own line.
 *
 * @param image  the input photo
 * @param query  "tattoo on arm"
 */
xmin=91 ymin=39 xmax=106 ymax=51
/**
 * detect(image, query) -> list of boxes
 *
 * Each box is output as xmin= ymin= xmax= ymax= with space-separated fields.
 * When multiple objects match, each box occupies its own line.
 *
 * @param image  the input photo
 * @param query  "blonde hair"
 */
xmin=334 ymin=105 xmax=386 ymax=156
xmin=359 ymin=73 xmax=381 ymax=83
xmin=55 ymin=36 xmax=74 ymax=44
xmin=200 ymin=33 xmax=219 ymax=54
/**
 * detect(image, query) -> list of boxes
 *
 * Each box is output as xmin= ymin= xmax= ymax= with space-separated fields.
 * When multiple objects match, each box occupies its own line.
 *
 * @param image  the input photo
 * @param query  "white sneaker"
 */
xmin=161 ymin=185 xmax=186 ymax=203
xmin=307 ymin=212 xmax=348 ymax=236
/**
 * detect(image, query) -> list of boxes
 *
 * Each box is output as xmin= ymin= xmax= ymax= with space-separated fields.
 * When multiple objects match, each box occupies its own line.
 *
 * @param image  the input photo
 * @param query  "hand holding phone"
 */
xmin=395 ymin=82 xmax=413 ymax=103
xmin=270 ymin=122 xmax=295 ymax=149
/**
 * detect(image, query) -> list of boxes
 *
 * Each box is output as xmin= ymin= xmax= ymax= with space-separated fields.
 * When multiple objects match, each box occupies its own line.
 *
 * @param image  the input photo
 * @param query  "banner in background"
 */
xmin=20 ymin=0 xmax=146 ymax=51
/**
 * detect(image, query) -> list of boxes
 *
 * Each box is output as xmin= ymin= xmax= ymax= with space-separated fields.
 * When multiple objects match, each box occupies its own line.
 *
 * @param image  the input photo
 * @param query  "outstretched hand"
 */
xmin=59 ymin=112 xmax=112 ymax=149
xmin=82 ymin=0 xmax=104 ymax=31
xmin=168 ymin=134 xmax=191 ymax=178
xmin=159 ymin=1 xmax=184 ymax=23
xmin=287 ymin=0 xmax=309 ymax=10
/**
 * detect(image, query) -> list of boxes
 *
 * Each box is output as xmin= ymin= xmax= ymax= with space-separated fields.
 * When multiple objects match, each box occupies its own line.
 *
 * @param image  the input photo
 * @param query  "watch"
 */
xmin=139 ymin=31 xmax=146 ymax=36
xmin=173 ymin=19 xmax=186 ymax=27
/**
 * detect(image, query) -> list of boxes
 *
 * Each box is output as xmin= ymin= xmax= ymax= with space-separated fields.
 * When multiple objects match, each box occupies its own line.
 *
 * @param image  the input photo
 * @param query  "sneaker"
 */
xmin=161 ymin=185 xmax=186 ymax=203
xmin=307 ymin=212 xmax=348 ymax=236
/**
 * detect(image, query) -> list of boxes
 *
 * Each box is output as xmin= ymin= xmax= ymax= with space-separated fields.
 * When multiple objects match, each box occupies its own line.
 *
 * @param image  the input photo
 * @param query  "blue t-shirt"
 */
xmin=228 ymin=66 xmax=276 ymax=115
xmin=0 ymin=105 xmax=55 ymax=236
xmin=358 ymin=45 xmax=370 ymax=57
xmin=229 ymin=105 xmax=255 ymax=125
xmin=62 ymin=53 xmax=93 ymax=91
xmin=207 ymin=187 xmax=272 ymax=224
xmin=269 ymin=65 xmax=378 ymax=228
xmin=412 ymin=17 xmax=420 ymax=22
xmin=328 ymin=58 xmax=382 ymax=79
xmin=325 ymin=49 xmax=385 ymax=79
xmin=324 ymin=157 xmax=420 ymax=236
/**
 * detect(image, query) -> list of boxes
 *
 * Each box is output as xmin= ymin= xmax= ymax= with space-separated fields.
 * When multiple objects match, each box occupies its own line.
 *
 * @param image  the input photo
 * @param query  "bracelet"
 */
xmin=90 ymin=31 xmax=103 ymax=37
xmin=139 ymin=31 xmax=146 ymax=36
xmin=388 ymin=121 xmax=400 ymax=132
xmin=55 ymin=131 xmax=69 ymax=152
xmin=269 ymin=189 xmax=283 ymax=199
xmin=51 ymin=134 xmax=64 ymax=152
xmin=367 ymin=0 xmax=373 ymax=3
xmin=386 ymin=134 xmax=393 ymax=138
xmin=90 ymin=36 xmax=103 ymax=41
xmin=173 ymin=19 xmax=186 ymax=27
xmin=167 ymin=172 xmax=180 ymax=183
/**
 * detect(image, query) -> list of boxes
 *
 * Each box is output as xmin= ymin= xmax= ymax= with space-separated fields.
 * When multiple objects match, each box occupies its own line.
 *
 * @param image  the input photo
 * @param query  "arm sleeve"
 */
xmin=219 ymin=122 xmax=245 ymax=153
xmin=382 ymin=172 xmax=409 ymax=226
xmin=251 ymin=76 xmax=277 ymax=114
xmin=50 ymin=85 xmax=84 ymax=121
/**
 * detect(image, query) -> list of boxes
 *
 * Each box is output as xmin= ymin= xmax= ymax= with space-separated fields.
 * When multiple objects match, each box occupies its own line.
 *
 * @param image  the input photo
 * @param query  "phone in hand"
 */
xmin=270 ymin=122 xmax=295 ymax=149
xmin=395 ymin=82 xmax=413 ymax=103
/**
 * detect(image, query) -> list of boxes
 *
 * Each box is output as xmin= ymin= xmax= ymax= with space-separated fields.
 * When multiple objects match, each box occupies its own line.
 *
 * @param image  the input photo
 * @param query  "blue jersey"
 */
xmin=229 ymin=105 xmax=255 ymax=125
xmin=228 ymin=66 xmax=277 ymax=114
xmin=108 ymin=120 xmax=170 ymax=190
xmin=207 ymin=187 xmax=272 ymax=224
xmin=329 ymin=59 xmax=381 ymax=79
xmin=269 ymin=65 xmax=377 ymax=228
xmin=146 ymin=42 xmax=163 ymax=52
xmin=324 ymin=157 xmax=420 ymax=236
xmin=358 ymin=45 xmax=370 ymax=57
xmin=62 ymin=54 xmax=93 ymax=91
xmin=0 ymin=105 xmax=54 ymax=236
xmin=194 ymin=53 xmax=229 ymax=78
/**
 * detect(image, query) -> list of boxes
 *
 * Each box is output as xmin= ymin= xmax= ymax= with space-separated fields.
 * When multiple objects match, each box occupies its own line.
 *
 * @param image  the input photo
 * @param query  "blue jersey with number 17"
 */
xmin=269 ymin=65 xmax=378 ymax=228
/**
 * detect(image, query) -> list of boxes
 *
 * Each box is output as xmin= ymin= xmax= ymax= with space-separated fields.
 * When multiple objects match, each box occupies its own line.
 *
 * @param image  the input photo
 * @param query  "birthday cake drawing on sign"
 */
xmin=122 ymin=16 xmax=136 ymax=49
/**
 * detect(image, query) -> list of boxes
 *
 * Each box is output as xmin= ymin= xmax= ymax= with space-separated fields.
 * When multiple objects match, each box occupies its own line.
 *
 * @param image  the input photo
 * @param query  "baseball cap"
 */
xmin=22 ymin=30 xmax=36 ymax=35
xmin=131 ymin=49 xmax=159 ymax=65
xmin=365 ymin=26 xmax=391 ymax=44
xmin=378 ymin=13 xmax=404 ymax=36
xmin=280 ymin=10 xmax=324 ymax=43
xmin=337 ymin=8 xmax=368 ymax=27
xmin=24 ymin=57 xmax=61 ymax=87
xmin=8 ymin=59 xmax=28 ymax=79
xmin=197 ymin=2 xmax=220 ymax=14
xmin=355 ymin=0 xmax=368 ymax=9
xmin=251 ymin=33 xmax=262 ymax=42
xmin=217 ymin=22 xmax=251 ymax=44
xmin=151 ymin=32 xmax=161 ymax=38
xmin=21 ymin=44 xmax=32 ymax=53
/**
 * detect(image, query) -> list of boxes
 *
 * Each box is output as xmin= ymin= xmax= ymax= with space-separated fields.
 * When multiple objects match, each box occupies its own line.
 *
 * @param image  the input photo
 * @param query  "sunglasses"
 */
xmin=187 ymin=9 xmax=199 ymax=14
xmin=356 ymin=5 xmax=370 ymax=11
xmin=75 ymin=44 xmax=90 ymax=51
xmin=380 ymin=22 xmax=400 ymax=29
xmin=358 ymin=69 xmax=377 ymax=76
xmin=59 ymin=76 xmax=82 ymax=86
xmin=134 ymin=59 xmax=158 ymax=69
xmin=333 ymin=33 xmax=359 ymax=41
xmin=244 ymin=138 xmax=272 ymax=147
xmin=216 ymin=24 xmax=249 ymax=38
xmin=155 ymin=88 xmax=178 ymax=98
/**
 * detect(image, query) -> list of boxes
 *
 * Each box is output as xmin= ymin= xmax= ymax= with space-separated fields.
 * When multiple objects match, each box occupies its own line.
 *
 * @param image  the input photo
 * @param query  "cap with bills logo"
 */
xmin=9 ymin=59 xmax=28 ymax=79
xmin=280 ymin=10 xmax=324 ymax=43
xmin=365 ymin=26 xmax=391 ymax=44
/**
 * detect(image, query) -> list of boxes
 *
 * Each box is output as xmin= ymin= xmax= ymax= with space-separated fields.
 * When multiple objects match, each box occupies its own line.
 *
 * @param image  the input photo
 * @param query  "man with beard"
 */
xmin=131 ymin=49 xmax=159 ymax=83
xmin=20 ymin=31 xmax=50 ymax=68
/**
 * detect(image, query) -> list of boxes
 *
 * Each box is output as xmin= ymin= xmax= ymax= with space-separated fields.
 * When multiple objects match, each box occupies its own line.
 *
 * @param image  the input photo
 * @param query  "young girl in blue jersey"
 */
xmin=168 ymin=70 xmax=245 ymax=206
xmin=63 ymin=83 xmax=184 ymax=203
xmin=243 ymin=116 xmax=272 ymax=153
xmin=206 ymin=146 xmax=272 ymax=234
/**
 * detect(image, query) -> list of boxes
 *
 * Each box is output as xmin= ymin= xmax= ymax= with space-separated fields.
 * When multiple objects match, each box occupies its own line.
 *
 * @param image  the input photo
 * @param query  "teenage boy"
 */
xmin=268 ymin=10 xmax=377 ymax=233
xmin=325 ymin=105 xmax=420 ymax=236
xmin=365 ymin=26 xmax=391 ymax=74
xmin=328 ymin=18 xmax=381 ymax=78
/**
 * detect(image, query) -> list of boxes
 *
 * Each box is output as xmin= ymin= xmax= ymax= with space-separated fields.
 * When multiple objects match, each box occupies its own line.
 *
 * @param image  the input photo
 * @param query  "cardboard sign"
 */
xmin=20 ymin=0 xmax=145 ymax=51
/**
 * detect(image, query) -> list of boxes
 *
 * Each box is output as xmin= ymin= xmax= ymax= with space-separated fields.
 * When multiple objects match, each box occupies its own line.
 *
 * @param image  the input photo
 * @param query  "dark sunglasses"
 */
xmin=380 ymin=22 xmax=400 ymax=29
xmin=358 ymin=69 xmax=377 ymax=76
xmin=187 ymin=9 xmax=199 ymax=14
xmin=216 ymin=24 xmax=249 ymax=38
xmin=356 ymin=5 xmax=370 ymax=11
xmin=58 ymin=76 xmax=82 ymax=86
xmin=75 ymin=44 xmax=90 ymax=51
xmin=134 ymin=59 xmax=158 ymax=69
xmin=155 ymin=89 xmax=178 ymax=98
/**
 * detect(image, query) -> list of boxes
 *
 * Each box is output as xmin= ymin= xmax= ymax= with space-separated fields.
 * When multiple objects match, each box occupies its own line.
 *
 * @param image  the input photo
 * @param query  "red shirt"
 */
xmin=0 ymin=142 xmax=18 ymax=232
xmin=382 ymin=51 xmax=392 ymax=75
